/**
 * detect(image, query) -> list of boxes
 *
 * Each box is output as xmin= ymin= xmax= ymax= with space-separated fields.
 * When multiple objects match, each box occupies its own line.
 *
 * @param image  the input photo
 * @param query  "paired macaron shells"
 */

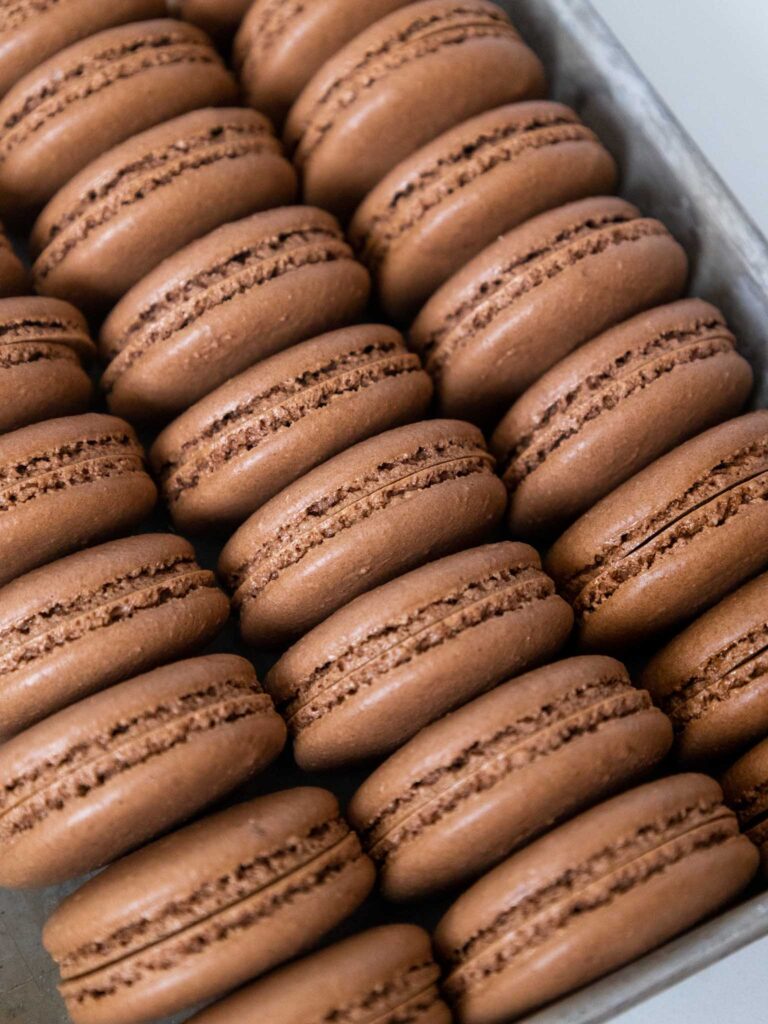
xmin=723 ymin=740 xmax=768 ymax=875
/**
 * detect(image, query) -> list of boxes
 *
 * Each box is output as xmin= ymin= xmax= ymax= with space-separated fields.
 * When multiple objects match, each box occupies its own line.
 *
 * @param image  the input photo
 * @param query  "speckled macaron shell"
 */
xmin=0 ymin=20 xmax=238 ymax=212
xmin=0 ymin=654 xmax=286 ymax=888
xmin=220 ymin=419 xmax=508 ymax=647
xmin=435 ymin=774 xmax=758 ymax=1024
xmin=31 ymin=108 xmax=297 ymax=310
xmin=151 ymin=324 xmax=433 ymax=532
xmin=284 ymin=0 xmax=547 ymax=218
xmin=494 ymin=298 xmax=753 ymax=538
xmin=0 ymin=0 xmax=166 ymax=98
xmin=267 ymin=542 xmax=573 ymax=771
xmin=0 ymin=412 xmax=157 ymax=587
xmin=180 ymin=0 xmax=253 ymax=39
xmin=44 ymin=788 xmax=376 ymax=1024
xmin=351 ymin=101 xmax=618 ymax=321
xmin=0 ymin=533 xmax=230 ymax=739
xmin=235 ymin=0 xmax=412 ymax=125
xmin=0 ymin=225 xmax=28 ymax=294
xmin=547 ymin=411 xmax=768 ymax=650
xmin=0 ymin=295 xmax=95 ymax=433
xmin=643 ymin=571 xmax=768 ymax=764
xmin=722 ymin=738 xmax=768 ymax=874
xmin=187 ymin=924 xmax=451 ymax=1024
xmin=410 ymin=195 xmax=689 ymax=423
xmin=100 ymin=206 xmax=371 ymax=421
xmin=350 ymin=656 xmax=672 ymax=900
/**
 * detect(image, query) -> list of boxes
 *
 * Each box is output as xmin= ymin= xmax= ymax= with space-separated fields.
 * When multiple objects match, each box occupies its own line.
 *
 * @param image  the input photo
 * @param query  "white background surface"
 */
xmin=586 ymin=5 xmax=768 ymax=1021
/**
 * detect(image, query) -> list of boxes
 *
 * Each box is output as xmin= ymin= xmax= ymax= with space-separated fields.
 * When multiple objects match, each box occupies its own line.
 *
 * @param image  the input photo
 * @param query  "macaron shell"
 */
xmin=351 ymin=100 xmax=618 ymax=320
xmin=0 ymin=533 xmax=230 ymax=738
xmin=722 ymin=738 xmax=768 ymax=871
xmin=181 ymin=0 xmax=253 ymax=38
xmin=32 ymin=108 xmax=297 ymax=309
xmin=0 ymin=232 xmax=29 ymax=295
xmin=151 ymin=324 xmax=433 ymax=532
xmin=285 ymin=0 xmax=547 ymax=217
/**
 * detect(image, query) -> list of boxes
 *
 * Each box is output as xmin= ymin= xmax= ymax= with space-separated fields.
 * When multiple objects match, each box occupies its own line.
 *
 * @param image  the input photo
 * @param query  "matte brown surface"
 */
xmin=0 ymin=224 xmax=28 ymax=294
xmin=180 ymin=0 xmax=252 ymax=39
xmin=267 ymin=541 xmax=572 ymax=770
xmin=722 ymin=738 xmax=768 ymax=874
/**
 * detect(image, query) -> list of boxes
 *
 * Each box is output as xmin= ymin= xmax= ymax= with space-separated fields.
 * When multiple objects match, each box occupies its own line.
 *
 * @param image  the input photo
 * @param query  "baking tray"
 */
xmin=1 ymin=1 xmax=768 ymax=1022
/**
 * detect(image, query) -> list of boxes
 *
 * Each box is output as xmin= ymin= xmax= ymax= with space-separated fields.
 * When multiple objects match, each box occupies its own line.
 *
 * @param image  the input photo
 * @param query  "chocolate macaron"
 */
xmin=100 ymin=206 xmax=371 ymax=421
xmin=180 ymin=0 xmax=253 ymax=39
xmin=0 ymin=20 xmax=238 ymax=211
xmin=0 ymin=296 xmax=95 ymax=433
xmin=0 ymin=412 xmax=156 ymax=587
xmin=723 ymin=738 xmax=768 ymax=874
xmin=188 ymin=925 xmax=451 ymax=1024
xmin=643 ymin=571 xmax=768 ymax=764
xmin=494 ymin=299 xmax=753 ymax=537
xmin=31 ymin=108 xmax=297 ymax=310
xmin=44 ymin=788 xmax=375 ymax=1024
xmin=235 ymin=0 xmax=411 ymax=125
xmin=0 ymin=222 xmax=27 ymax=295
xmin=547 ymin=411 xmax=768 ymax=650
xmin=410 ymin=196 xmax=688 ymax=422
xmin=285 ymin=0 xmax=546 ymax=217
xmin=0 ymin=533 xmax=229 ymax=738
xmin=267 ymin=542 xmax=572 ymax=770
xmin=152 ymin=324 xmax=433 ymax=532
xmin=0 ymin=654 xmax=286 ymax=887
xmin=436 ymin=774 xmax=758 ymax=1023
xmin=351 ymin=101 xmax=618 ymax=320
xmin=350 ymin=656 xmax=672 ymax=900
xmin=220 ymin=419 xmax=507 ymax=646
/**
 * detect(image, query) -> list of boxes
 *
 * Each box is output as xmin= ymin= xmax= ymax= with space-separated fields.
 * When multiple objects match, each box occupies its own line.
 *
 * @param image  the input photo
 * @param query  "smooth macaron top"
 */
xmin=410 ymin=195 xmax=688 ymax=422
xmin=31 ymin=107 xmax=297 ymax=309
xmin=547 ymin=410 xmax=768 ymax=648
xmin=99 ymin=205 xmax=371 ymax=421
xmin=643 ymin=571 xmax=768 ymax=763
xmin=285 ymin=0 xmax=546 ymax=217
xmin=181 ymin=0 xmax=253 ymax=38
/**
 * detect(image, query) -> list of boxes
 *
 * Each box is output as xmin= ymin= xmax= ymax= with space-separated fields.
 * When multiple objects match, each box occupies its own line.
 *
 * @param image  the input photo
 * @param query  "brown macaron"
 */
xmin=436 ymin=774 xmax=758 ymax=1024
xmin=187 ymin=925 xmax=451 ymax=1024
xmin=235 ymin=0 xmax=412 ymax=125
xmin=0 ymin=222 xmax=28 ymax=294
xmin=493 ymin=299 xmax=753 ymax=538
xmin=284 ymin=0 xmax=546 ymax=218
xmin=220 ymin=419 xmax=508 ymax=646
xmin=180 ymin=0 xmax=253 ymax=39
xmin=410 ymin=196 xmax=688 ymax=423
xmin=723 ymin=738 xmax=768 ymax=874
xmin=31 ymin=108 xmax=297 ymax=310
xmin=0 ymin=0 xmax=166 ymax=98
xmin=643 ymin=571 xmax=768 ymax=764
xmin=44 ymin=788 xmax=375 ymax=1024
xmin=351 ymin=101 xmax=618 ymax=321
xmin=350 ymin=656 xmax=672 ymax=901
xmin=0 ymin=20 xmax=238 ymax=212
xmin=267 ymin=542 xmax=572 ymax=771
xmin=547 ymin=411 xmax=768 ymax=650
xmin=0 ymin=533 xmax=230 ymax=739
xmin=0 ymin=295 xmax=95 ymax=433
xmin=0 ymin=654 xmax=286 ymax=887
xmin=151 ymin=324 xmax=433 ymax=532
xmin=0 ymin=412 xmax=156 ymax=587
xmin=100 ymin=206 xmax=371 ymax=421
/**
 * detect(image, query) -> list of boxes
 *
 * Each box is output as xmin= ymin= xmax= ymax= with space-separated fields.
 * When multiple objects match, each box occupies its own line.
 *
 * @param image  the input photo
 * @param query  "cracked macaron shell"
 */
xmin=284 ymin=0 xmax=546 ymax=218
xmin=0 ymin=0 xmax=166 ymax=98
xmin=0 ymin=19 xmax=238 ymax=211
xmin=0 ymin=533 xmax=230 ymax=739
xmin=187 ymin=923 xmax=451 ymax=1024
xmin=410 ymin=195 xmax=688 ymax=423
xmin=31 ymin=107 xmax=297 ymax=310
xmin=546 ymin=410 xmax=768 ymax=650
xmin=0 ymin=295 xmax=95 ymax=433
xmin=435 ymin=774 xmax=758 ymax=1024
xmin=151 ymin=324 xmax=433 ymax=532
xmin=0 ymin=653 xmax=286 ymax=888
xmin=267 ymin=541 xmax=573 ymax=771
xmin=643 ymin=571 xmax=768 ymax=764
xmin=219 ymin=419 xmax=508 ymax=647
xmin=722 ymin=738 xmax=768 ymax=873
xmin=0 ymin=412 xmax=157 ymax=587
xmin=100 ymin=206 xmax=371 ymax=421
xmin=351 ymin=100 xmax=618 ymax=321
xmin=350 ymin=655 xmax=672 ymax=900
xmin=44 ymin=788 xmax=376 ymax=1024
xmin=494 ymin=298 xmax=753 ymax=538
